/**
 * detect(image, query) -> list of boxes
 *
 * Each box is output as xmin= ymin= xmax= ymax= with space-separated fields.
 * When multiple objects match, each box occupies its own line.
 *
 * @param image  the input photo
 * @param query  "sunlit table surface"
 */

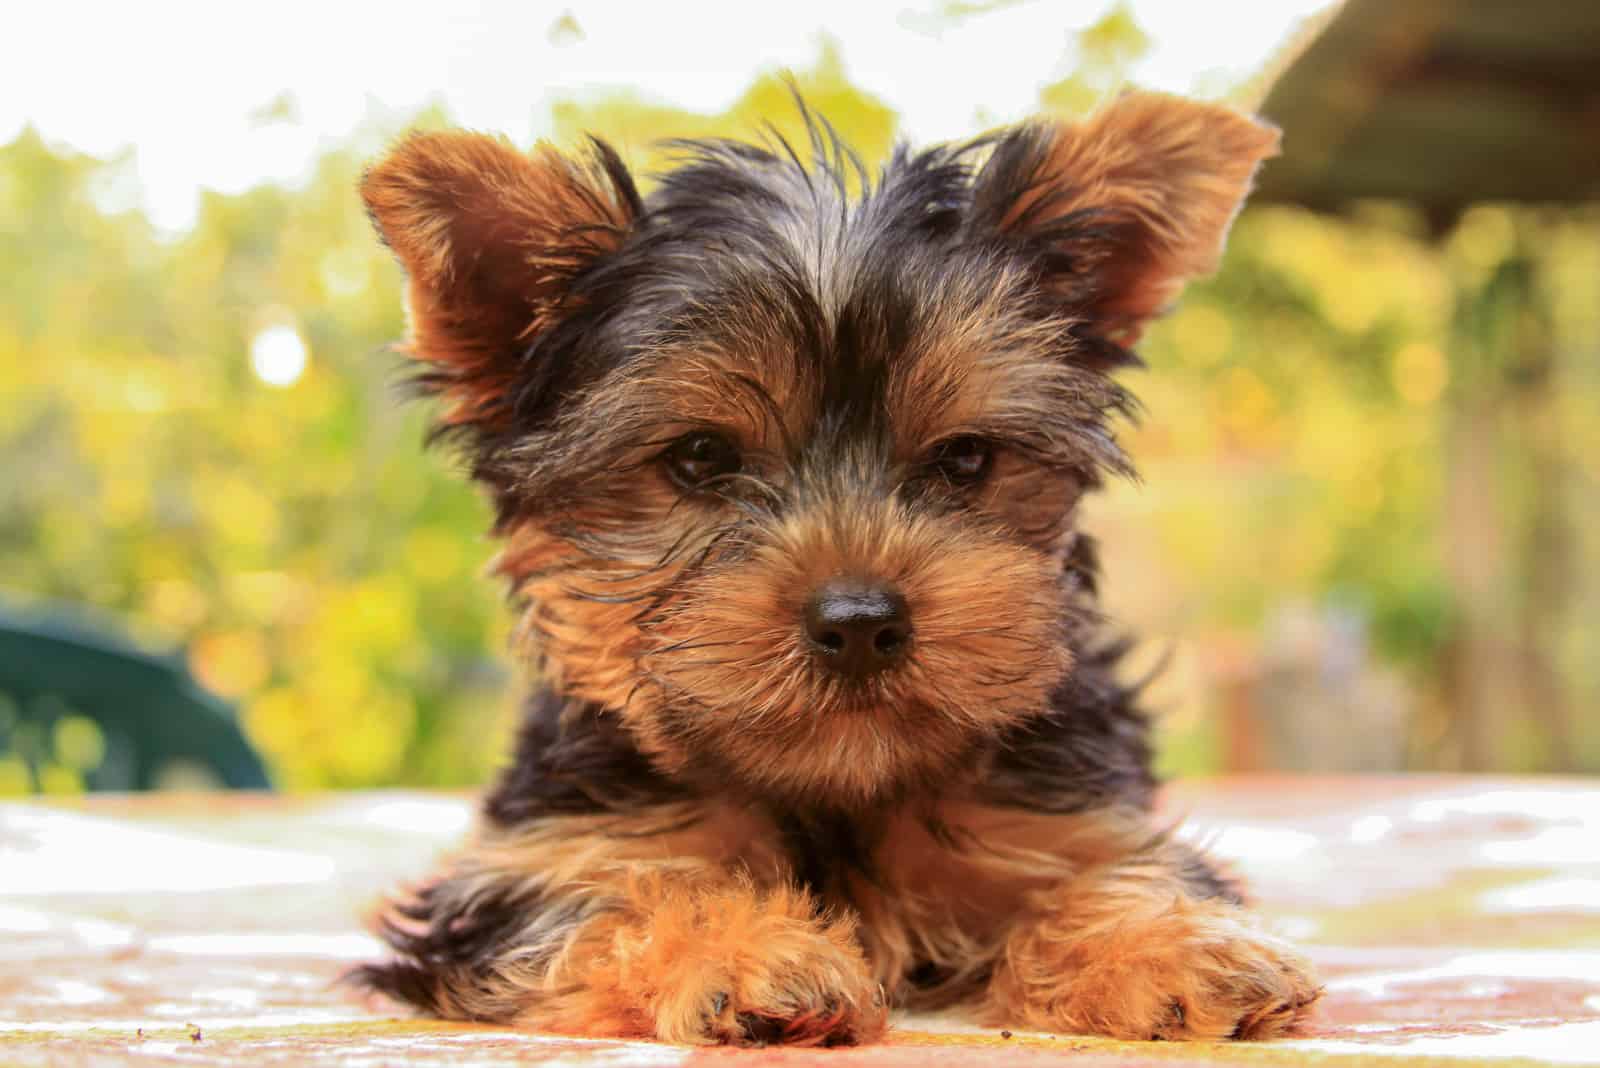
xmin=3 ymin=777 xmax=1598 ymax=1067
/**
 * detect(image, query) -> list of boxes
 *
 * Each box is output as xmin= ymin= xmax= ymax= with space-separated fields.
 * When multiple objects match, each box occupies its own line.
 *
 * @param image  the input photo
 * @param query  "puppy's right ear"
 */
xmin=362 ymin=131 xmax=640 ymax=432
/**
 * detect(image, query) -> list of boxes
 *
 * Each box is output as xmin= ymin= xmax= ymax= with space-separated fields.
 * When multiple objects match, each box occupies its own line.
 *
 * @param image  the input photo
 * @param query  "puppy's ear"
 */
xmin=362 ymin=131 xmax=640 ymax=430
xmin=971 ymin=92 xmax=1279 ymax=343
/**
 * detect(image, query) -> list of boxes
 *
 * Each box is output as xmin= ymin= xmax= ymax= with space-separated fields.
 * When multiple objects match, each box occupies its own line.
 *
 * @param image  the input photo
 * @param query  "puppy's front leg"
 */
xmin=985 ymin=815 xmax=1321 ymax=1040
xmin=534 ymin=868 xmax=884 ymax=1044
xmin=354 ymin=805 xmax=885 ymax=1046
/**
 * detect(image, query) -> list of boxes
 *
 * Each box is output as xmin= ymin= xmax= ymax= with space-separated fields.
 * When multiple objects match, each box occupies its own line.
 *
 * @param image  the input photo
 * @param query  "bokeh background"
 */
xmin=3 ymin=1 xmax=1596 ymax=794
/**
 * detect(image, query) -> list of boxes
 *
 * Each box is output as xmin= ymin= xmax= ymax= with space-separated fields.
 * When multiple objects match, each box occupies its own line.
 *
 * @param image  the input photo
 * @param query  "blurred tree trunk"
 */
xmin=1440 ymin=211 xmax=1509 ymax=772
xmin=1439 ymin=219 xmax=1574 ymax=772
xmin=1442 ymin=392 xmax=1509 ymax=771
xmin=1508 ymin=241 xmax=1576 ymax=772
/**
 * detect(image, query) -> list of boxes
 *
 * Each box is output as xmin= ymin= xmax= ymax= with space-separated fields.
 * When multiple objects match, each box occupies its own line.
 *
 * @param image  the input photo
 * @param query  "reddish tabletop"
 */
xmin=3 ymin=777 xmax=1598 ymax=1067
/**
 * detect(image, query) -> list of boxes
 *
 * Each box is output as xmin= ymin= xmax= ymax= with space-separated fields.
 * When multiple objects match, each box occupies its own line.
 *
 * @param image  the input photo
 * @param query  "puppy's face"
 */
xmin=364 ymin=96 xmax=1277 ymax=806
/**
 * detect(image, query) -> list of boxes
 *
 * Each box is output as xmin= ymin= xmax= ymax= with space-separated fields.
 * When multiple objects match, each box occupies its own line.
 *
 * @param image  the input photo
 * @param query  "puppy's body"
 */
xmin=354 ymin=94 xmax=1320 ymax=1045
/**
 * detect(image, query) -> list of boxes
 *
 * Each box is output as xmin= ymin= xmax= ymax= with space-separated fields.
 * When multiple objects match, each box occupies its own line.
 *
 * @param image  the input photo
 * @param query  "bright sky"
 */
xmin=7 ymin=0 xmax=1331 ymax=232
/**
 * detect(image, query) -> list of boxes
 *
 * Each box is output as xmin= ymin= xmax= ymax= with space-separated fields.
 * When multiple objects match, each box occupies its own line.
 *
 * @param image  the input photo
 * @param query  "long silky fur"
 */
xmin=350 ymin=92 xmax=1316 ymax=1046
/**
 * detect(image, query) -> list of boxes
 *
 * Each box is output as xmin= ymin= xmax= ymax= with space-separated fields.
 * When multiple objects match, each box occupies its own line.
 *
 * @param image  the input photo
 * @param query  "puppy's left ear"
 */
xmin=971 ymin=92 xmax=1279 ymax=343
xmin=362 ymin=131 xmax=640 ymax=431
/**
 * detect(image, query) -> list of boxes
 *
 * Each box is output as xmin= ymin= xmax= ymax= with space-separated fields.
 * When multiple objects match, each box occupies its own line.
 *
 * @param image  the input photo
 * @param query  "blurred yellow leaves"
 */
xmin=148 ymin=579 xmax=210 ymax=632
xmin=1450 ymin=205 xmax=1516 ymax=278
xmin=101 ymin=474 xmax=152 ymax=527
xmin=1246 ymin=208 xmax=1451 ymax=339
xmin=405 ymin=528 xmax=465 ymax=585
xmin=52 ymin=715 xmax=106 ymax=773
xmin=248 ymin=676 xmax=416 ymax=788
xmin=1391 ymin=342 xmax=1449 ymax=406
xmin=1216 ymin=367 xmax=1279 ymax=451
xmin=235 ymin=576 xmax=446 ymax=787
xmin=0 ymin=710 xmax=106 ymax=797
xmin=1126 ymin=194 xmax=1475 ymax=682
xmin=0 ymin=756 xmax=29 ymax=796
xmin=190 ymin=630 xmax=272 ymax=697
xmin=35 ymin=765 xmax=83 ymax=795
xmin=323 ymin=580 xmax=419 ymax=660
xmin=227 ymin=570 xmax=306 ymax=623
xmin=318 ymin=246 xmax=371 ymax=301
xmin=2 ymin=125 xmax=508 ymax=792
xmin=1171 ymin=303 xmax=1233 ymax=367
xmin=195 ymin=470 xmax=281 ymax=551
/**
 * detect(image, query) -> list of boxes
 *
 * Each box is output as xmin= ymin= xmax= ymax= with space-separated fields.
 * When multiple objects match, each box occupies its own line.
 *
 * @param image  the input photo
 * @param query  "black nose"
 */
xmin=804 ymin=580 xmax=911 ymax=677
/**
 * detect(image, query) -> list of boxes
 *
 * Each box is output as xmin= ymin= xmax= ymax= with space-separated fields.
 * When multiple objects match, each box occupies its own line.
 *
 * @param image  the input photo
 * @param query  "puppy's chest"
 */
xmin=770 ymin=806 xmax=879 ymax=901
xmin=766 ymin=802 xmax=1068 ymax=930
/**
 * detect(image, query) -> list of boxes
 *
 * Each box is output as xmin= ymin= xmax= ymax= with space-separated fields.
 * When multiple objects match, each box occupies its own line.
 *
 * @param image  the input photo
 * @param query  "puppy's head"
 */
xmin=363 ymin=94 xmax=1278 ymax=807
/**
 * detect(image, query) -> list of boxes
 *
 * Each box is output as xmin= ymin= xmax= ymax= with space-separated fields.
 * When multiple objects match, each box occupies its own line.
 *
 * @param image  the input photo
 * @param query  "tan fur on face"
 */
xmin=499 ymin=487 xmax=1073 ymax=805
xmin=495 ymin=516 xmax=678 ymax=709
xmin=881 ymin=266 xmax=1055 ymax=445
xmin=548 ymin=334 xmax=821 ymax=472
xmin=361 ymin=131 xmax=635 ymax=428
xmin=876 ymin=270 xmax=1123 ymax=550
xmin=486 ymin=334 xmax=824 ymax=709
xmin=634 ymin=493 xmax=1070 ymax=804
xmin=482 ymin=290 xmax=1088 ymax=804
xmin=998 ymin=92 xmax=1280 ymax=340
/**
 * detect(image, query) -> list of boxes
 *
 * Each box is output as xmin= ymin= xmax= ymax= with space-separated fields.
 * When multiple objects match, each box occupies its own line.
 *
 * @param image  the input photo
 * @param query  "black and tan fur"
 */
xmin=350 ymin=92 xmax=1319 ymax=1046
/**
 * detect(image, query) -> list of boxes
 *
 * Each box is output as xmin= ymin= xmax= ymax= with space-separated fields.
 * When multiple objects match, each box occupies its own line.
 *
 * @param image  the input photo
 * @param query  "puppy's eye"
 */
xmin=664 ymin=431 xmax=741 ymax=489
xmin=928 ymin=436 xmax=994 ymax=485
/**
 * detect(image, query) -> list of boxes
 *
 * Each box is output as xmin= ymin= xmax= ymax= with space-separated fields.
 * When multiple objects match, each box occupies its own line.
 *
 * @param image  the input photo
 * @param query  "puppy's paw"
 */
xmin=993 ymin=895 xmax=1321 ymax=1041
xmin=609 ymin=878 xmax=886 ymax=1046
xmin=1106 ymin=915 xmax=1320 ymax=1040
xmin=663 ymin=923 xmax=885 ymax=1044
xmin=693 ymin=977 xmax=885 ymax=1047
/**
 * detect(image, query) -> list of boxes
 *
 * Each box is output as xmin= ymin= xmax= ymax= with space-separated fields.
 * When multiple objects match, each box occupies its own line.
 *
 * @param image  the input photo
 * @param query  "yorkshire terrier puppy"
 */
xmin=352 ymin=91 xmax=1319 ymax=1046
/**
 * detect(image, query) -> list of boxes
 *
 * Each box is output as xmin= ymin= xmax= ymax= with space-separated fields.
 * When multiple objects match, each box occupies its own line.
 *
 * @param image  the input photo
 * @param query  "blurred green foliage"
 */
xmin=0 ymin=119 xmax=510 ymax=790
xmin=3 ymin=22 xmax=1597 ymax=793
